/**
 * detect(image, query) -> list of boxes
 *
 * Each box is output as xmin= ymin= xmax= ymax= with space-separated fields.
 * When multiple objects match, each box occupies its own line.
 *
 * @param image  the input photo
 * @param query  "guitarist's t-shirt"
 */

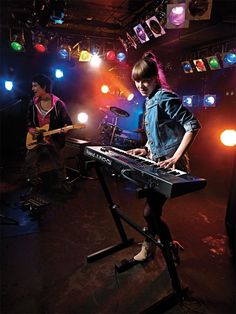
xmin=37 ymin=111 xmax=50 ymax=128
xmin=37 ymin=107 xmax=50 ymax=127
xmin=37 ymin=111 xmax=50 ymax=127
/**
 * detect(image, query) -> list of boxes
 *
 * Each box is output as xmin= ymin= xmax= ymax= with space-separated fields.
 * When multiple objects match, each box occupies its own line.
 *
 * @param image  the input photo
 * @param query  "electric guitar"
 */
xmin=26 ymin=123 xmax=86 ymax=150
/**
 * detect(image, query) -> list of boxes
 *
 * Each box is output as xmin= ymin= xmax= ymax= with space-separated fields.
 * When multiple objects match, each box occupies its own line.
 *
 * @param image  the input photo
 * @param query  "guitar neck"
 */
xmin=44 ymin=125 xmax=73 ymax=136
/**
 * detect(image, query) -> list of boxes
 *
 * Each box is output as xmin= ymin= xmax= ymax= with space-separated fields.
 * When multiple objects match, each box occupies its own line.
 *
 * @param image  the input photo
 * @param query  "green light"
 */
xmin=11 ymin=41 xmax=23 ymax=51
xmin=79 ymin=50 xmax=91 ymax=62
xmin=209 ymin=57 xmax=219 ymax=69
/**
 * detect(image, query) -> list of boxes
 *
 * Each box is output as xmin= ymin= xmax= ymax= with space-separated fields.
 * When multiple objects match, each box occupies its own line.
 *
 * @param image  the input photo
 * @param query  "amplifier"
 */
xmin=66 ymin=137 xmax=90 ymax=149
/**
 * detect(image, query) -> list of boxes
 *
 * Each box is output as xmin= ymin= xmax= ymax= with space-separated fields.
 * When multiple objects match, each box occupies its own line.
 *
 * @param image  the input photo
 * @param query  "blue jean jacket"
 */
xmin=144 ymin=89 xmax=201 ymax=160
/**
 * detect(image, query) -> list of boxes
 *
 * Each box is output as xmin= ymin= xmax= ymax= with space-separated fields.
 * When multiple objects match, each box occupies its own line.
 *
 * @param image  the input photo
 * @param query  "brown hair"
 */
xmin=131 ymin=51 xmax=170 ymax=90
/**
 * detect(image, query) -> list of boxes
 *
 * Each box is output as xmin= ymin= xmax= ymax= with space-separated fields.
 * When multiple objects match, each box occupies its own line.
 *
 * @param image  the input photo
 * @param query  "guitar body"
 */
xmin=26 ymin=123 xmax=85 ymax=150
xmin=26 ymin=124 xmax=50 ymax=150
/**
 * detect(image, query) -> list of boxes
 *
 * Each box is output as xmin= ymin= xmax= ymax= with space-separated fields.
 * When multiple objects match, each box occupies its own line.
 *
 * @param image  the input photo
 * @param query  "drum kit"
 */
xmin=98 ymin=106 xmax=141 ymax=148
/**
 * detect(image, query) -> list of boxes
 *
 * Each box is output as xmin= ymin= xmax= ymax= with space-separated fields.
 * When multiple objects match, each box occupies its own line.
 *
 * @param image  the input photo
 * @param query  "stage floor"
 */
xmin=0 ymin=158 xmax=235 ymax=314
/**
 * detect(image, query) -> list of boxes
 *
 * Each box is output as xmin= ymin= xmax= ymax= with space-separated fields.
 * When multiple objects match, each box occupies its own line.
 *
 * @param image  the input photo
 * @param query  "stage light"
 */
xmin=116 ymin=52 xmax=126 ymax=62
xmin=106 ymin=50 xmax=116 ymax=61
xmin=127 ymin=93 xmax=134 ymax=101
xmin=101 ymin=85 xmax=109 ymax=94
xmin=182 ymin=61 xmax=193 ymax=73
xmin=206 ymin=56 xmax=221 ymax=70
xmin=146 ymin=16 xmax=165 ymax=38
xmin=51 ymin=12 xmax=64 ymax=24
xmin=58 ymin=45 xmax=71 ymax=59
xmin=79 ymin=50 xmax=92 ymax=62
xmin=203 ymin=95 xmax=216 ymax=107
xmin=133 ymin=24 xmax=149 ymax=43
xmin=32 ymin=33 xmax=48 ymax=53
xmin=166 ymin=3 xmax=189 ymax=29
xmin=220 ymin=129 xmax=236 ymax=147
xmin=34 ymin=43 xmax=46 ymax=53
xmin=55 ymin=69 xmax=64 ymax=78
xmin=222 ymin=52 xmax=236 ymax=67
xmin=90 ymin=54 xmax=101 ymax=67
xmin=10 ymin=41 xmax=23 ymax=52
xmin=186 ymin=0 xmax=213 ymax=20
xmin=50 ymin=0 xmax=66 ymax=24
xmin=77 ymin=112 xmax=88 ymax=124
xmin=193 ymin=59 xmax=207 ymax=72
xmin=183 ymin=96 xmax=193 ymax=107
xmin=58 ymin=48 xmax=69 ymax=59
xmin=5 ymin=81 xmax=13 ymax=91
xmin=10 ymin=32 xmax=25 ymax=52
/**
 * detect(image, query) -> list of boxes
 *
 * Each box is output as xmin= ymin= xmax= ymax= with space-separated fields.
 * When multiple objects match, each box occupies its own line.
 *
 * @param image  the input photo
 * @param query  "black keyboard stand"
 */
xmin=87 ymin=164 xmax=134 ymax=262
xmin=86 ymin=162 xmax=188 ymax=312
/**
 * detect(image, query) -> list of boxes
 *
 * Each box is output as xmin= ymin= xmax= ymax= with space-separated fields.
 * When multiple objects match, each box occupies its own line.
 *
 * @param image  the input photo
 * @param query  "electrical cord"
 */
xmin=120 ymin=168 xmax=139 ymax=186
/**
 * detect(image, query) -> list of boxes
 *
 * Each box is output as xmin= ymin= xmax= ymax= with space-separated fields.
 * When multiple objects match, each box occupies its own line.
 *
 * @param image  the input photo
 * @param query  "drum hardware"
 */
xmin=114 ymin=134 xmax=139 ymax=148
xmin=109 ymin=107 xmax=129 ymax=145
xmin=110 ymin=106 xmax=130 ymax=118
xmin=98 ymin=122 xmax=122 ymax=145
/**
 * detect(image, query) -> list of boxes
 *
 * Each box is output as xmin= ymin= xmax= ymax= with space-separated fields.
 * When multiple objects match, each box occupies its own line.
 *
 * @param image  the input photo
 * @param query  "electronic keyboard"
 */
xmin=84 ymin=146 xmax=207 ymax=198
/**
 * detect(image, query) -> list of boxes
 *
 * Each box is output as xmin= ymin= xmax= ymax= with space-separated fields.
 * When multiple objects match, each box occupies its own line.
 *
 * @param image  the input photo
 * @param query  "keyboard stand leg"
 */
xmin=86 ymin=164 xmax=134 ymax=263
xmin=116 ymin=208 xmax=188 ymax=298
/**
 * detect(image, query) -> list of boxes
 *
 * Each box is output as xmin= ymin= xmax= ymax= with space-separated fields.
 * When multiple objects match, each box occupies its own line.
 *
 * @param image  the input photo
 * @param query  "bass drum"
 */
xmin=98 ymin=122 xmax=122 ymax=145
xmin=100 ymin=122 xmax=122 ymax=136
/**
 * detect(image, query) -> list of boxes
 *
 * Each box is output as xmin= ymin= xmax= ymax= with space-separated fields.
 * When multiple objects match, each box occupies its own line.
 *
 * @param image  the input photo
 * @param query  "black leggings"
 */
xmin=144 ymin=190 xmax=173 ymax=244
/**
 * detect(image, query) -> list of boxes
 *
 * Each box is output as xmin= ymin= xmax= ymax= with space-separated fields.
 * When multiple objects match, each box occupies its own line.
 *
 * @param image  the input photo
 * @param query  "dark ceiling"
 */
xmin=0 ymin=0 xmax=236 ymax=54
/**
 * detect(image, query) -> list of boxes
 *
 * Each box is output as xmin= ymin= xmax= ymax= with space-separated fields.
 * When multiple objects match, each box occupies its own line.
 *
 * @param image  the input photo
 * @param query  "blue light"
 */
xmin=51 ymin=12 xmax=64 ymax=24
xmin=204 ymin=95 xmax=216 ymax=107
xmin=117 ymin=52 xmax=126 ymax=62
xmin=55 ymin=69 xmax=64 ymax=78
xmin=5 ymin=80 xmax=13 ymax=91
xmin=182 ymin=61 xmax=193 ymax=73
xmin=58 ymin=48 xmax=69 ymax=59
xmin=224 ymin=53 xmax=236 ymax=65
xmin=183 ymin=96 xmax=193 ymax=107
xmin=183 ymin=63 xmax=191 ymax=71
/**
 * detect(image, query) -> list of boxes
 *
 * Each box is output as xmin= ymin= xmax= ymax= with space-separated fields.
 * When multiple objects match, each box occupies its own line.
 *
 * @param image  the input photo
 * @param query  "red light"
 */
xmin=106 ymin=50 xmax=116 ymax=61
xmin=193 ymin=59 xmax=206 ymax=72
xmin=34 ymin=43 xmax=46 ymax=53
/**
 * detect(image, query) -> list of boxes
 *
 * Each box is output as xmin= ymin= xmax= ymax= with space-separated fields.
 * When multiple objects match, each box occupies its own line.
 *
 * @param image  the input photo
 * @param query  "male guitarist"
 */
xmin=25 ymin=74 xmax=72 ymax=194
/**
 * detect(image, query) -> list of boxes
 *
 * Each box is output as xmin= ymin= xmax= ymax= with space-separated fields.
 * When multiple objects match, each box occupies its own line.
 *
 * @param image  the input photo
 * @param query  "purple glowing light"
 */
xmin=169 ymin=6 xmax=185 ymax=26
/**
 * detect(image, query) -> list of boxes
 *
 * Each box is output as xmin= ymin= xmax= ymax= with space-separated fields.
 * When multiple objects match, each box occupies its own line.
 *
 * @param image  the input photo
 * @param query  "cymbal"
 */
xmin=133 ymin=128 xmax=145 ymax=133
xmin=110 ymin=106 xmax=130 ymax=117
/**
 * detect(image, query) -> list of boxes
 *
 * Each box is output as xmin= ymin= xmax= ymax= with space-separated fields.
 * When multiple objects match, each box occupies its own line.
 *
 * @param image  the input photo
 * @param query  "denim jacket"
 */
xmin=144 ymin=89 xmax=201 ymax=160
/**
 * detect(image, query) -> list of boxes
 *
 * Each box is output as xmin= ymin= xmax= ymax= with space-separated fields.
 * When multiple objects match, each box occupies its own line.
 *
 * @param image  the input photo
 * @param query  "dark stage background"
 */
xmin=1 ymin=48 xmax=235 ymax=175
